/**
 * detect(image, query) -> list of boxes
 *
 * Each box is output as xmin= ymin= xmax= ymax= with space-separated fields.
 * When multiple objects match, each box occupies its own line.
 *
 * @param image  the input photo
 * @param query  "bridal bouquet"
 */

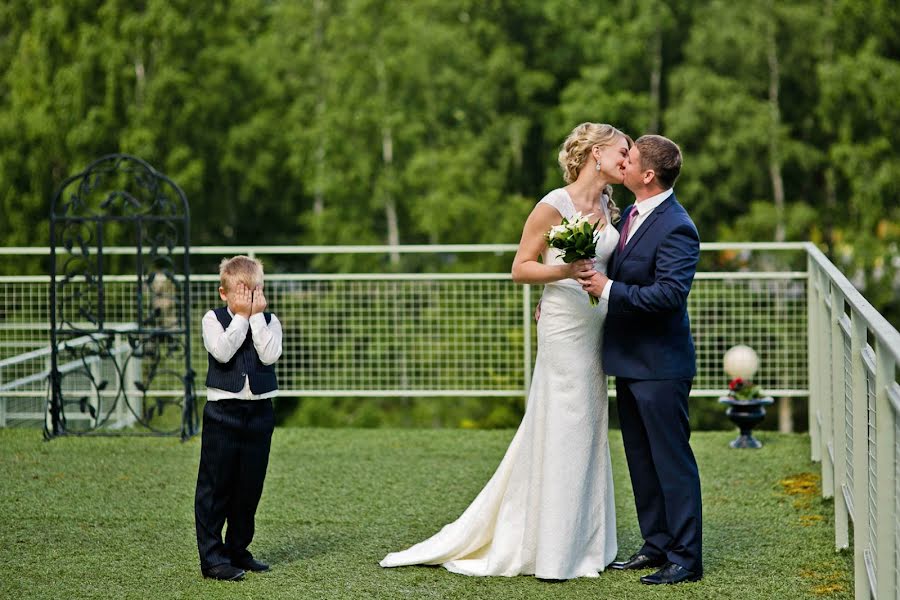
xmin=545 ymin=212 xmax=603 ymax=305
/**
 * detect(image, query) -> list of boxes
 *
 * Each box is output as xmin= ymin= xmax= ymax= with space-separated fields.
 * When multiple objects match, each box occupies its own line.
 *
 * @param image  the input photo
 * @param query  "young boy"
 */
xmin=195 ymin=256 xmax=282 ymax=581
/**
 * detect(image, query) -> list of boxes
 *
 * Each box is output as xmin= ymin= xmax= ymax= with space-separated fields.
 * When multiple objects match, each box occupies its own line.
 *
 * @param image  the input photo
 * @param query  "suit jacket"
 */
xmin=602 ymin=193 xmax=699 ymax=380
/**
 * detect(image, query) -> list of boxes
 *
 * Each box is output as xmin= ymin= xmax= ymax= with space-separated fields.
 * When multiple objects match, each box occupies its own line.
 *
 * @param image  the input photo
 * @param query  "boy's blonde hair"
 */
xmin=218 ymin=255 xmax=264 ymax=291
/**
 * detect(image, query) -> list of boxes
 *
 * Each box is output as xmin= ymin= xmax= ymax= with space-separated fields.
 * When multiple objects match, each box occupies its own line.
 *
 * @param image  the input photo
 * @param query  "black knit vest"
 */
xmin=205 ymin=307 xmax=278 ymax=394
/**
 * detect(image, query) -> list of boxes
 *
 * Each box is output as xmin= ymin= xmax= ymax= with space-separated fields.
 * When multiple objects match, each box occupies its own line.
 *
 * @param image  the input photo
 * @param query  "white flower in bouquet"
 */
xmin=547 ymin=224 xmax=569 ymax=241
xmin=544 ymin=212 xmax=605 ymax=305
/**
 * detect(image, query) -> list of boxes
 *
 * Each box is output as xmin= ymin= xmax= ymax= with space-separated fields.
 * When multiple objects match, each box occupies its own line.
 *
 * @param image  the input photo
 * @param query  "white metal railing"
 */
xmin=807 ymin=244 xmax=900 ymax=600
xmin=1 ymin=243 xmax=811 ymax=426
xmin=0 ymin=328 xmax=140 ymax=428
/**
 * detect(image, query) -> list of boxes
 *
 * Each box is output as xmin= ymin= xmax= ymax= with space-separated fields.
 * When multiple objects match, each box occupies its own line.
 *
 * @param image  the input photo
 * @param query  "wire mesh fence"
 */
xmin=0 ymin=244 xmax=811 ymax=426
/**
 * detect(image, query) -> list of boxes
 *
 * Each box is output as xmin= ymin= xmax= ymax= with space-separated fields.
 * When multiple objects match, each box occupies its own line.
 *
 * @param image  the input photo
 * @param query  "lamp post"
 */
xmin=719 ymin=345 xmax=774 ymax=449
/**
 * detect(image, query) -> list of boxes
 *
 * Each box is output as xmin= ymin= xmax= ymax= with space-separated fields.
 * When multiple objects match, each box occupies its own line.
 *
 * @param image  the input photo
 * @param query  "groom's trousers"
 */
xmin=195 ymin=398 xmax=275 ymax=570
xmin=616 ymin=377 xmax=702 ymax=573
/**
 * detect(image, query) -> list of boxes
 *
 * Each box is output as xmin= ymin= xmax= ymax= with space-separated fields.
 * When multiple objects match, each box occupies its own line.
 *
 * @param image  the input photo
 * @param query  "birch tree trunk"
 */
xmin=767 ymin=15 xmax=786 ymax=245
xmin=766 ymin=8 xmax=792 ymax=433
xmin=313 ymin=0 xmax=326 ymax=215
xmin=382 ymin=125 xmax=400 ymax=265
xmin=375 ymin=57 xmax=401 ymax=266
xmin=648 ymin=21 xmax=662 ymax=134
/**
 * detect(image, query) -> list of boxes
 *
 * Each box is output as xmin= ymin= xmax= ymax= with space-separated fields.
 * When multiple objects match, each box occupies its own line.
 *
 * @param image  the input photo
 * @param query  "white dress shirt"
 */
xmin=202 ymin=308 xmax=283 ymax=400
xmin=601 ymin=189 xmax=674 ymax=300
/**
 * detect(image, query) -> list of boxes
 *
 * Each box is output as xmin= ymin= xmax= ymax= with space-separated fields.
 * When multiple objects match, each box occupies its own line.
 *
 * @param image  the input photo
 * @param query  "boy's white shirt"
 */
xmin=202 ymin=308 xmax=283 ymax=401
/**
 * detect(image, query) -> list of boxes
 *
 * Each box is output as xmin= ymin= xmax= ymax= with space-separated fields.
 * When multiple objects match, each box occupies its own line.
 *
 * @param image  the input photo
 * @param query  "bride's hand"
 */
xmin=567 ymin=258 xmax=596 ymax=280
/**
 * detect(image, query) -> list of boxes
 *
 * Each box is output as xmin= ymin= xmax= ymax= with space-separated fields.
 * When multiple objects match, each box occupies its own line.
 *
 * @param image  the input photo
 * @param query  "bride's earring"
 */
xmin=595 ymin=161 xmax=602 ymax=172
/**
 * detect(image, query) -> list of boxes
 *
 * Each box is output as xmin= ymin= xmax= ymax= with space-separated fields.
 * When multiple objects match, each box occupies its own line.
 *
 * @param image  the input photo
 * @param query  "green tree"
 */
xmin=816 ymin=3 xmax=900 ymax=322
xmin=664 ymin=0 xmax=824 ymax=239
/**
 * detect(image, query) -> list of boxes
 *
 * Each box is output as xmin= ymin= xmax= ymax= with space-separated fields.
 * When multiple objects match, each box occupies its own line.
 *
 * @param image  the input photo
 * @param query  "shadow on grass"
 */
xmin=261 ymin=530 xmax=354 ymax=565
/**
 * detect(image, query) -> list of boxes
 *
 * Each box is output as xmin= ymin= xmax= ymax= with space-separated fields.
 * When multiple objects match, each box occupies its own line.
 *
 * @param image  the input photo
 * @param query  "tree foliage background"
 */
xmin=1 ymin=0 xmax=897 ymax=321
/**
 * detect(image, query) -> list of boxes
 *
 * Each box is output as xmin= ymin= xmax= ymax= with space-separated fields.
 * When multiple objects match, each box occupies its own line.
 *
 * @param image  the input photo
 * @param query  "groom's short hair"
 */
xmin=636 ymin=135 xmax=682 ymax=190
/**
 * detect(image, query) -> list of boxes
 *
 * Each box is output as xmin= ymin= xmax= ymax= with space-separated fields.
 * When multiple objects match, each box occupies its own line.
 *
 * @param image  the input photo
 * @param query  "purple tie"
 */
xmin=617 ymin=208 xmax=638 ymax=253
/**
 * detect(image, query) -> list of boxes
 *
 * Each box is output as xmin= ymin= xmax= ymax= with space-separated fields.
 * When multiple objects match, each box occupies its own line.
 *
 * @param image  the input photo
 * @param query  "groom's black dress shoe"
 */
xmin=609 ymin=553 xmax=667 ymax=570
xmin=202 ymin=563 xmax=246 ymax=581
xmin=232 ymin=557 xmax=270 ymax=572
xmin=640 ymin=562 xmax=702 ymax=585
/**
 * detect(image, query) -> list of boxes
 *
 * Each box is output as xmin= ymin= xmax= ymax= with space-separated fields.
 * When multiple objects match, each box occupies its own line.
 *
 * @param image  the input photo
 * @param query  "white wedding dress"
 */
xmin=380 ymin=188 xmax=620 ymax=579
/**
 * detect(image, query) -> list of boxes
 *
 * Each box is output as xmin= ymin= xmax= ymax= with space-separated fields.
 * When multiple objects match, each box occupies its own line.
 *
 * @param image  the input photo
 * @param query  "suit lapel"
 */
xmin=617 ymin=210 xmax=661 ymax=262
xmin=611 ymin=196 xmax=675 ymax=277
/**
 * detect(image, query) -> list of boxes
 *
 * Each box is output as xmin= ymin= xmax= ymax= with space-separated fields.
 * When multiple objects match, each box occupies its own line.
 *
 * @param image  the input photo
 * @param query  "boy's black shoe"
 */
xmin=202 ymin=563 xmax=246 ymax=581
xmin=232 ymin=557 xmax=270 ymax=572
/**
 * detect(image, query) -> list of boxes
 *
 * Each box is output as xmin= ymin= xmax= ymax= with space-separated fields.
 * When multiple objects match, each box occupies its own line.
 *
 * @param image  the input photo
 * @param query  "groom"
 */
xmin=581 ymin=134 xmax=702 ymax=585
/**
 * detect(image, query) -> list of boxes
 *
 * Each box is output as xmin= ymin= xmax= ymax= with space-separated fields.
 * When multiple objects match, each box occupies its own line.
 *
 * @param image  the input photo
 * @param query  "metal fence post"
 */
xmin=808 ymin=256 xmax=821 ymax=462
xmin=850 ymin=309 xmax=872 ymax=599
xmin=830 ymin=285 xmax=850 ymax=550
xmin=44 ymin=354 xmax=53 ymax=433
xmin=874 ymin=341 xmax=896 ymax=599
xmin=819 ymin=273 xmax=834 ymax=496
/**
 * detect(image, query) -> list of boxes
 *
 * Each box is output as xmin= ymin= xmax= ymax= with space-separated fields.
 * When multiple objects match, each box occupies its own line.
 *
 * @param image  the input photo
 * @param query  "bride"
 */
xmin=380 ymin=123 xmax=630 ymax=580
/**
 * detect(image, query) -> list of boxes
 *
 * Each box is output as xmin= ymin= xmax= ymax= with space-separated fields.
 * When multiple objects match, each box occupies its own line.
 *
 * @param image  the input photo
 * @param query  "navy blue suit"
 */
xmin=603 ymin=192 xmax=703 ymax=573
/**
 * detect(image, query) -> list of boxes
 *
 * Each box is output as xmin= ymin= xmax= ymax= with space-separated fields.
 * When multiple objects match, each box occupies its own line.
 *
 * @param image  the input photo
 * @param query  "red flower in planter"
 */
xmin=727 ymin=377 xmax=760 ymax=401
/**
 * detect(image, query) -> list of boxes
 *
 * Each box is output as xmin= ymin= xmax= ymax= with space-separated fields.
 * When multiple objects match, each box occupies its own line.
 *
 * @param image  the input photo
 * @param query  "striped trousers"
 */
xmin=194 ymin=398 xmax=275 ymax=570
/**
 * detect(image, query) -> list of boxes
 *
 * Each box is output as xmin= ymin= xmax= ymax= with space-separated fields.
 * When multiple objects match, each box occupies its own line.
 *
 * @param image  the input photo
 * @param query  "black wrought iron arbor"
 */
xmin=46 ymin=154 xmax=198 ymax=439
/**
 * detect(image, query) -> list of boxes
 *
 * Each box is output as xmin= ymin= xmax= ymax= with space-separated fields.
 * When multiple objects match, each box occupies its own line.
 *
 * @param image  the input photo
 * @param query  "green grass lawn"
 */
xmin=0 ymin=428 xmax=852 ymax=599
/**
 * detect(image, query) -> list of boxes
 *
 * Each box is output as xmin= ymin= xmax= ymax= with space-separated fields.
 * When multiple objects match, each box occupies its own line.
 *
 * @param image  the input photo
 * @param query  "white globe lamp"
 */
xmin=720 ymin=344 xmax=772 ymax=449
xmin=723 ymin=345 xmax=759 ymax=380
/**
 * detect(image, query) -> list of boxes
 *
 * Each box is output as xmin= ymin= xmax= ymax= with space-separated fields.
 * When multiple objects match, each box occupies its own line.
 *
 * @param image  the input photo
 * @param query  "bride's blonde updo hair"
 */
xmin=557 ymin=122 xmax=629 ymax=223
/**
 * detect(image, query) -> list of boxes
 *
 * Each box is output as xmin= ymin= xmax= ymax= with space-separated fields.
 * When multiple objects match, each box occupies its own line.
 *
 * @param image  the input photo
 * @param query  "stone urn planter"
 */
xmin=720 ymin=344 xmax=774 ymax=449
xmin=718 ymin=396 xmax=774 ymax=449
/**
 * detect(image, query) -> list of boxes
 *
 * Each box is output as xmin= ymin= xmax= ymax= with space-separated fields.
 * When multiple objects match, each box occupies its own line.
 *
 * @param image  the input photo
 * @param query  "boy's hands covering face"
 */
xmin=230 ymin=283 xmax=253 ymax=317
xmin=251 ymin=286 xmax=267 ymax=315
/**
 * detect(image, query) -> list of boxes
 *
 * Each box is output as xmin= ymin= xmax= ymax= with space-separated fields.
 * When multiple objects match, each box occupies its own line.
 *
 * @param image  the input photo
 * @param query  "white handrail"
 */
xmin=805 ymin=242 xmax=900 ymax=363
xmin=0 ymin=241 xmax=812 ymax=256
